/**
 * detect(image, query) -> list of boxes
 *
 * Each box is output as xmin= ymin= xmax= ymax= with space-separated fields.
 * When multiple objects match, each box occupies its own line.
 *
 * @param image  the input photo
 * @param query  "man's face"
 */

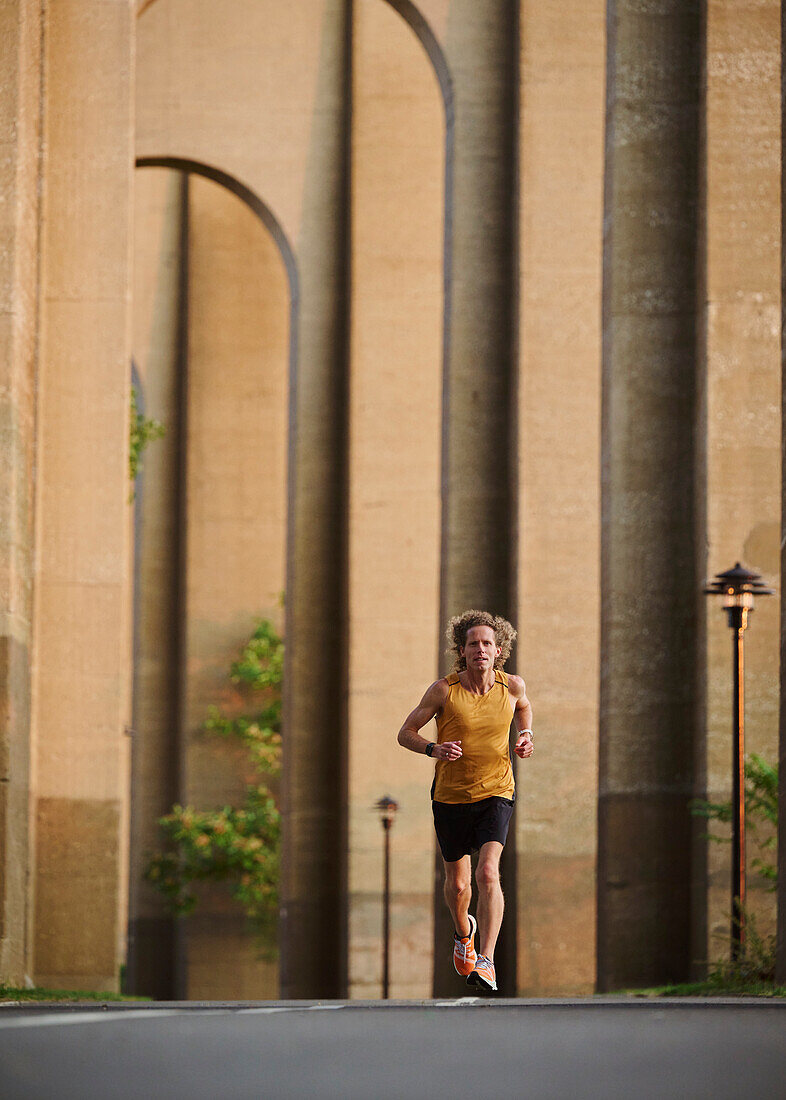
xmin=461 ymin=625 xmax=500 ymax=671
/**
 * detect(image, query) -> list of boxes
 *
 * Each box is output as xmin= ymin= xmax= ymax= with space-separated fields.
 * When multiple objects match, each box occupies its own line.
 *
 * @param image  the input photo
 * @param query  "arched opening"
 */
xmin=127 ymin=159 xmax=295 ymax=999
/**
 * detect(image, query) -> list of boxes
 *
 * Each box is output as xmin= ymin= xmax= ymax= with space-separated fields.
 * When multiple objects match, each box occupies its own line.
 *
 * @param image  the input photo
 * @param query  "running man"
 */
xmin=397 ymin=610 xmax=534 ymax=994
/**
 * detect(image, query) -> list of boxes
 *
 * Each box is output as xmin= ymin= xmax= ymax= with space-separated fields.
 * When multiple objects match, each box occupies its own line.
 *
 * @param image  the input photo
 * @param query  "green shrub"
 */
xmin=690 ymin=753 xmax=777 ymax=890
xmin=705 ymin=910 xmax=776 ymax=987
xmin=129 ymin=384 xmax=165 ymax=494
xmin=145 ymin=619 xmax=282 ymax=950
xmin=690 ymin=754 xmax=778 ymax=986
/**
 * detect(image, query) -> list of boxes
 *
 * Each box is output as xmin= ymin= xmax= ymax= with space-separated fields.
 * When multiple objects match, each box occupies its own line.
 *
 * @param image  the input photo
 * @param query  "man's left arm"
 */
xmin=508 ymin=675 xmax=534 ymax=759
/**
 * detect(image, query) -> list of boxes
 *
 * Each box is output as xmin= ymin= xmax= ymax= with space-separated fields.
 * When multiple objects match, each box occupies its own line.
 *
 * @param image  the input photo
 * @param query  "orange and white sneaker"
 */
xmin=452 ymin=914 xmax=478 ymax=977
xmin=467 ymin=954 xmax=497 ymax=993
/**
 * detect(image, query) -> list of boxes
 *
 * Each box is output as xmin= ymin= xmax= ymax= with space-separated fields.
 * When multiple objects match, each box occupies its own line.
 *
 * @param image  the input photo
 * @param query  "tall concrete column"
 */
xmin=441 ymin=1 xmax=517 ymax=619
xmin=0 ymin=0 xmax=42 ymax=987
xmin=32 ymin=0 xmax=134 ymax=990
xmin=433 ymin=0 xmax=518 ymax=997
xmin=281 ymin=0 xmax=352 ymax=999
xmin=598 ymin=0 xmax=702 ymax=990
xmin=127 ymin=167 xmax=188 ymax=999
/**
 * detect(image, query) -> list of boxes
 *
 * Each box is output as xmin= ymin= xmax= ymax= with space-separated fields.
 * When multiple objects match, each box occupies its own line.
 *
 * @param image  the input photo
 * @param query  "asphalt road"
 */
xmin=1 ymin=998 xmax=784 ymax=1100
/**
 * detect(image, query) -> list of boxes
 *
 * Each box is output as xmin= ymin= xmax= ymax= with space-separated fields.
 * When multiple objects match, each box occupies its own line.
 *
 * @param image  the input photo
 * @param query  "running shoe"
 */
xmin=467 ymin=954 xmax=497 ymax=993
xmin=452 ymin=913 xmax=478 ymax=977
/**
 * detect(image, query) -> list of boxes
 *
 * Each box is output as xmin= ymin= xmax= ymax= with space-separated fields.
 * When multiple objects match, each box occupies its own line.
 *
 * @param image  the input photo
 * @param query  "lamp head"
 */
xmin=705 ymin=562 xmax=774 ymax=625
xmin=375 ymin=795 xmax=399 ymax=828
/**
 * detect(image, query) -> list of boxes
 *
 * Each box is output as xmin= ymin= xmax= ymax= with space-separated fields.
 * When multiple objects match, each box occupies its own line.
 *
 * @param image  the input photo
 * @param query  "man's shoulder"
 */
xmin=423 ymin=676 xmax=451 ymax=702
xmin=505 ymin=672 xmax=526 ymax=696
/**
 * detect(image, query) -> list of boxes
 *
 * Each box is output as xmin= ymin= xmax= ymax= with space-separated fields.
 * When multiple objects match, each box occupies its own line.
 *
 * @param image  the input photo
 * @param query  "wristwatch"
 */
xmin=425 ymin=742 xmax=436 ymax=757
xmin=519 ymin=729 xmax=534 ymax=740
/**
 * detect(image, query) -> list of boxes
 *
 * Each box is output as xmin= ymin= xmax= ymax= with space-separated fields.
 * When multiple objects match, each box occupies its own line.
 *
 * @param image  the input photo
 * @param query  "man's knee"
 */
xmin=444 ymin=872 xmax=471 ymax=899
xmin=475 ymin=860 xmax=501 ymax=890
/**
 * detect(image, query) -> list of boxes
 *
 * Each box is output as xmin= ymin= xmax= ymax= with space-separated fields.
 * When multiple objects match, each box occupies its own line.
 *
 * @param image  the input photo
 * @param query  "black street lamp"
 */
xmin=705 ymin=562 xmax=773 ymax=958
xmin=375 ymin=795 xmax=398 ymax=999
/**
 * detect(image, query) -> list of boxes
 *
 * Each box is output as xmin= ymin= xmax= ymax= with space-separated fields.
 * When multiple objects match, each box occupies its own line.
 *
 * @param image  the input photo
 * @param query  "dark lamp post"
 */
xmin=375 ymin=796 xmax=398 ymax=1000
xmin=705 ymin=562 xmax=773 ymax=958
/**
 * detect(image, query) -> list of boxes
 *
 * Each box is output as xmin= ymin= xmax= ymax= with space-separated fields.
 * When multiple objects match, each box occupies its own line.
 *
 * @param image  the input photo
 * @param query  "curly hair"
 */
xmin=446 ymin=610 xmax=516 ymax=672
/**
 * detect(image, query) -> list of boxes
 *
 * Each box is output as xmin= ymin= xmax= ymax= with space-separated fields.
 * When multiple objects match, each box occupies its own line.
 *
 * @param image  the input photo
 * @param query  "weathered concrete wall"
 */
xmin=516 ymin=0 xmax=605 ymax=996
xmin=185 ymin=913 xmax=277 ymax=999
xmin=703 ymin=0 xmax=780 ymax=963
xmin=347 ymin=0 xmax=444 ymax=1000
xmin=0 ymin=0 xmax=42 ymax=987
xmin=136 ymin=0 xmax=336 ymax=253
xmin=32 ymin=0 xmax=134 ymax=991
xmin=599 ymin=0 xmax=702 ymax=991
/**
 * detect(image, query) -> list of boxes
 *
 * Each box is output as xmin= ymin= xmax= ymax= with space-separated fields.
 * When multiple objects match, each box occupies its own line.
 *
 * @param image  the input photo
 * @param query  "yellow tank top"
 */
xmin=433 ymin=669 xmax=515 ymax=803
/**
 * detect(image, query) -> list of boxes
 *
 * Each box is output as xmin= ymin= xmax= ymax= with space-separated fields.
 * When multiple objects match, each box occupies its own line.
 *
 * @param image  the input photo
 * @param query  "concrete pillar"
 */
xmin=432 ymin=0 xmax=518 ymax=997
xmin=0 ymin=0 xmax=42 ymax=987
xmin=347 ymin=0 xmax=445 ymax=1000
xmin=702 ymin=0 xmax=781 ymax=970
xmin=127 ymin=167 xmax=187 ymax=998
xmin=598 ymin=0 xmax=702 ymax=990
xmin=32 ymin=0 xmax=134 ymax=991
xmin=516 ymin=0 xmax=605 ymax=996
xmin=281 ymin=0 xmax=352 ymax=999
xmin=440 ymin=1 xmax=517 ymax=620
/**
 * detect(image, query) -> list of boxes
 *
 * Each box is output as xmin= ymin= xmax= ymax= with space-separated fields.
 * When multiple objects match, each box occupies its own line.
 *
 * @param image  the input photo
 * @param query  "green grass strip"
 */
xmin=0 ymin=985 xmax=150 ymax=1003
xmin=627 ymin=980 xmax=786 ymax=998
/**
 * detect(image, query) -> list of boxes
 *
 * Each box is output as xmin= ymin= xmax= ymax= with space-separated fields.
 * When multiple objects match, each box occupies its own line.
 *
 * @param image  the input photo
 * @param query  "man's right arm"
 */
xmin=397 ymin=680 xmax=462 ymax=762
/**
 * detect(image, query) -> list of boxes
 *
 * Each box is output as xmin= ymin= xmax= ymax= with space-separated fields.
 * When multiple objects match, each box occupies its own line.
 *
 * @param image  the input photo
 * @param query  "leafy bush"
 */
xmin=690 ymin=753 xmax=777 ymax=889
xmin=690 ymin=754 xmax=778 ymax=986
xmin=145 ymin=619 xmax=282 ymax=949
xmin=704 ymin=910 xmax=776 ymax=987
xmin=129 ymin=384 xmax=165 ymax=493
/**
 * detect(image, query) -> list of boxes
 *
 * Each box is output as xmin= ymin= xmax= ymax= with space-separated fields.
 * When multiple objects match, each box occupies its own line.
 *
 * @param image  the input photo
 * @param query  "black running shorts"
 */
xmin=432 ymin=795 xmax=515 ymax=863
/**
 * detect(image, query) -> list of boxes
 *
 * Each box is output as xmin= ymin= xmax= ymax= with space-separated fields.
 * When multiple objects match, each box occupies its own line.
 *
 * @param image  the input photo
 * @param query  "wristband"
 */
xmin=519 ymin=729 xmax=534 ymax=740
xmin=425 ymin=742 xmax=436 ymax=757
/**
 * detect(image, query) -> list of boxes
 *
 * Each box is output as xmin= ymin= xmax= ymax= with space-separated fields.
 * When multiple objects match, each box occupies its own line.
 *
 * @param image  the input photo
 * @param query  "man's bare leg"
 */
xmin=443 ymin=855 xmax=472 ymax=938
xmin=475 ymin=841 xmax=504 ymax=960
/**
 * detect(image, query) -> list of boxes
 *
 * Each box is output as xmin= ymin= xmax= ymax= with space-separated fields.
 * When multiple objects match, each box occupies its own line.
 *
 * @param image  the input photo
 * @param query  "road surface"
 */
xmin=1 ymin=997 xmax=784 ymax=1099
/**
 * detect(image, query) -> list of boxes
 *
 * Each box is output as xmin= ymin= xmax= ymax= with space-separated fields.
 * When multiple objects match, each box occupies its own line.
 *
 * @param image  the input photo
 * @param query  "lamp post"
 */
xmin=705 ymin=562 xmax=773 ymax=958
xmin=375 ymin=795 xmax=398 ymax=999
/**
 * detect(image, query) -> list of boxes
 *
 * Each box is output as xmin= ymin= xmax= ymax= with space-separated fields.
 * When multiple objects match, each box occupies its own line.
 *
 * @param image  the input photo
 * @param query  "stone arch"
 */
xmin=128 ymin=158 xmax=295 ymax=998
xmin=136 ymin=157 xmax=298 ymax=308
xmin=382 ymin=1 xmax=453 ymax=120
